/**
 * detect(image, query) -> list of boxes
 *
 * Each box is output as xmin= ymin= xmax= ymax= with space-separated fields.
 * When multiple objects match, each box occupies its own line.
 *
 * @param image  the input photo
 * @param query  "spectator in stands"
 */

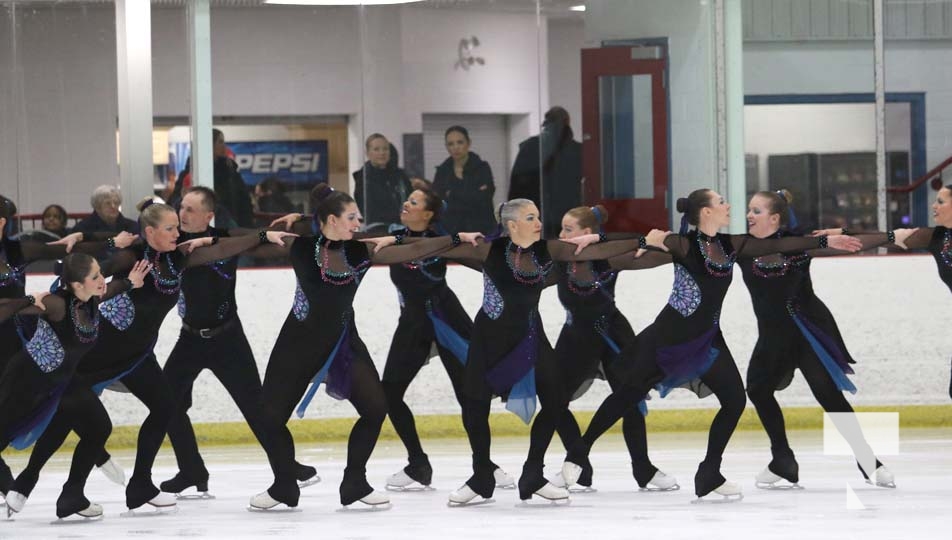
xmin=432 ymin=126 xmax=496 ymax=234
xmin=352 ymin=134 xmax=412 ymax=233
xmin=169 ymin=129 xmax=254 ymax=228
xmin=72 ymin=185 xmax=140 ymax=236
xmin=508 ymin=106 xmax=582 ymax=238
xmin=0 ymin=195 xmax=16 ymax=236
xmin=254 ymin=176 xmax=297 ymax=226
xmin=41 ymin=204 xmax=69 ymax=239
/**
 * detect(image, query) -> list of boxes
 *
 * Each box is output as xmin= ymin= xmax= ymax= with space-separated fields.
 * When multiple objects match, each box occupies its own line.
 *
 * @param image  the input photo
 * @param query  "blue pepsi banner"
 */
xmin=229 ymin=140 xmax=328 ymax=186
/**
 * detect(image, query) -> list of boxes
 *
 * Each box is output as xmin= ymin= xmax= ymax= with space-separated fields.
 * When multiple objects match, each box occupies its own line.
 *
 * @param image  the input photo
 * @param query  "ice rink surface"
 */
xmin=1 ymin=428 xmax=950 ymax=539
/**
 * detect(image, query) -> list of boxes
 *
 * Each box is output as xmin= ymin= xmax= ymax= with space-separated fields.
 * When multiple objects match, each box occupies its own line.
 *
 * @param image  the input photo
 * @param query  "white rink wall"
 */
xmin=24 ymin=254 xmax=951 ymax=427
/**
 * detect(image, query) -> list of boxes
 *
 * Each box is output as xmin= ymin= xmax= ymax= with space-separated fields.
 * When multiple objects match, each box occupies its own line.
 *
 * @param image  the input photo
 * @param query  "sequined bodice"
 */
xmin=389 ymin=228 xmax=448 ymax=307
xmin=480 ymin=238 xmax=552 ymax=322
xmin=0 ymin=239 xmax=26 ymax=296
xmin=659 ymin=231 xmax=733 ymax=332
xmin=557 ymin=259 xmax=617 ymax=320
xmin=24 ymin=291 xmax=100 ymax=375
xmin=929 ymin=227 xmax=952 ymax=294
xmin=740 ymin=249 xmax=813 ymax=322
xmin=290 ymin=236 xmax=371 ymax=326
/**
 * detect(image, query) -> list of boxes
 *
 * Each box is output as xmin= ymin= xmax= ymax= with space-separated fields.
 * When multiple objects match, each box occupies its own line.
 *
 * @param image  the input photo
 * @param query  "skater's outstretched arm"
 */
xmin=367 ymin=233 xmax=484 ymax=265
xmin=728 ymin=234 xmax=862 ymax=257
xmin=180 ymin=231 xmax=297 ymax=267
xmin=607 ymin=249 xmax=672 ymax=271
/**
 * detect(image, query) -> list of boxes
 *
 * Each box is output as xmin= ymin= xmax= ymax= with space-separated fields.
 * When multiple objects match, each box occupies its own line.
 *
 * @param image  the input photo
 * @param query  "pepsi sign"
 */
xmin=229 ymin=140 xmax=329 ymax=186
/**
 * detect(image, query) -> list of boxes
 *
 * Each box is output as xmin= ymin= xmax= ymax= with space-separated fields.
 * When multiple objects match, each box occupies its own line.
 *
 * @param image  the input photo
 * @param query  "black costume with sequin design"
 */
xmin=567 ymin=231 xmax=829 ymax=497
xmin=554 ymin=251 xmax=671 ymax=488
xmin=381 ymin=227 xmax=479 ymax=484
xmin=0 ymin=236 xmax=105 ymax=495
xmin=0 ymin=280 xmax=131 ymax=517
xmin=437 ymin=235 xmax=643 ymax=500
xmin=740 ymin=232 xmax=892 ymax=482
xmin=10 ymin=234 xmax=269 ymax=510
xmin=904 ymin=226 xmax=952 ymax=400
xmin=255 ymin=233 xmax=458 ymax=507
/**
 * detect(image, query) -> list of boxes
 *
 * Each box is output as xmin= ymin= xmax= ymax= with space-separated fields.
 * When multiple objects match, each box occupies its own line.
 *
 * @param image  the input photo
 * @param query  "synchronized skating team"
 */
xmin=1 ymin=179 xmax=949 ymax=521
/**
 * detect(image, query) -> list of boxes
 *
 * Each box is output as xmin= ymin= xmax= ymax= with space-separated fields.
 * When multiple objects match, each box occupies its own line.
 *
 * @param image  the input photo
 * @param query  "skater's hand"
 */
xmin=360 ymin=236 xmax=397 ymax=253
xmin=270 ymin=213 xmax=303 ymax=231
xmin=127 ymin=259 xmax=152 ymax=289
xmin=561 ymin=233 xmax=600 ymax=255
xmin=179 ymin=237 xmax=215 ymax=253
xmin=892 ymin=228 xmax=917 ymax=250
xmin=112 ymin=231 xmax=139 ymax=249
xmin=826 ymin=234 xmax=863 ymax=252
xmin=47 ymin=232 xmax=84 ymax=252
xmin=645 ymin=229 xmax=672 ymax=251
xmin=810 ymin=228 xmax=843 ymax=237
xmin=457 ymin=232 xmax=484 ymax=246
xmin=264 ymin=231 xmax=298 ymax=247
xmin=31 ymin=291 xmax=51 ymax=311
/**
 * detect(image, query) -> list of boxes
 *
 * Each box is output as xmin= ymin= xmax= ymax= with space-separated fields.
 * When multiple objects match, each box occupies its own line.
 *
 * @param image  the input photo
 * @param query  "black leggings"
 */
xmin=11 ymin=382 xmax=112 ymax=500
xmin=576 ymin=348 xmax=745 ymax=491
xmin=461 ymin=352 xmax=569 ymax=497
xmin=383 ymin=342 xmax=466 ymax=464
xmin=258 ymin=346 xmax=387 ymax=506
xmin=163 ymin=322 xmax=265 ymax=480
xmin=556 ymin=378 xmax=656 ymax=485
xmin=747 ymin=349 xmax=876 ymax=465
xmin=13 ymin=355 xmax=172 ymax=507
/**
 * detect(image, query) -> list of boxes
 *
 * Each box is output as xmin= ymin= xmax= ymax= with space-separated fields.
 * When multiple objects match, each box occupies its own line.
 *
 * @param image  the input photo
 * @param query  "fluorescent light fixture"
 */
xmin=266 ymin=0 xmax=424 ymax=5
xmin=570 ymin=4 xmax=586 ymax=12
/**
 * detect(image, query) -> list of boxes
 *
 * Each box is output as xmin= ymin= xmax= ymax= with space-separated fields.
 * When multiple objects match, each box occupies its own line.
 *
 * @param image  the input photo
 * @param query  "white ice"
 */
xmin=2 ymin=428 xmax=949 ymax=539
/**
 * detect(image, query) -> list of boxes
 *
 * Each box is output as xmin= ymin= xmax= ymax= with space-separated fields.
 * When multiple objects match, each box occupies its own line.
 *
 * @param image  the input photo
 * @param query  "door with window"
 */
xmin=581 ymin=45 xmax=669 ymax=231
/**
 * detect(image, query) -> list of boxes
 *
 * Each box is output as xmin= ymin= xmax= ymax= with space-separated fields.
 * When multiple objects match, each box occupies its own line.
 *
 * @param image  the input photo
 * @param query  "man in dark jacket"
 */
xmin=508 ymin=106 xmax=582 ymax=238
xmin=169 ymin=129 xmax=254 ymax=228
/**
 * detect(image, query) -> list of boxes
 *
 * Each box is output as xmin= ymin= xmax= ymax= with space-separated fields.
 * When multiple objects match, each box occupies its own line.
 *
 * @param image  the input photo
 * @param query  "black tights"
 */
xmin=575 ymin=349 xmax=745 ymax=496
xmin=12 ymin=382 xmax=112 ymax=503
xmin=461 ymin=355 xmax=568 ymax=498
xmin=383 ymin=343 xmax=465 ymax=465
xmin=747 ymin=351 xmax=877 ymax=470
xmin=13 ymin=356 xmax=172 ymax=509
xmin=556 ymin=395 xmax=656 ymax=485
xmin=258 ymin=354 xmax=387 ymax=506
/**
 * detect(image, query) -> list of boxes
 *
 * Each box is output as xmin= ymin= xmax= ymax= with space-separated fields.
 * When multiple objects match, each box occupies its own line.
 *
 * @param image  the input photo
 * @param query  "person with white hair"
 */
xmin=72 ymin=185 xmax=140 ymax=236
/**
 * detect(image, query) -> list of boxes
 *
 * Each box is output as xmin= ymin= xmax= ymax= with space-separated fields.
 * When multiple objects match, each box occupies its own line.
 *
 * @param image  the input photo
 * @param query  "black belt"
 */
xmin=181 ymin=317 xmax=238 ymax=339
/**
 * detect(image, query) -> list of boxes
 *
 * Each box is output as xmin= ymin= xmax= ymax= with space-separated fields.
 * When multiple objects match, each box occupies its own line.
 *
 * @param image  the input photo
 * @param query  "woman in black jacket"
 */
xmin=353 ymin=134 xmax=412 ymax=234
xmin=432 ymin=126 xmax=496 ymax=235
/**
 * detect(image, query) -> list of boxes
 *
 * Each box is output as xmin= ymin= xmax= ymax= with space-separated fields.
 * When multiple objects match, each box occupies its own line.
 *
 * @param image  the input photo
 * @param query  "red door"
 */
xmin=581 ymin=46 xmax=669 ymax=232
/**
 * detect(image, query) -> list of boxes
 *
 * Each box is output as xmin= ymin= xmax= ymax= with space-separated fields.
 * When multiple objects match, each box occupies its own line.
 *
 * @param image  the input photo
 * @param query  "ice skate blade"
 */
xmin=51 ymin=514 xmax=104 ymax=525
xmin=756 ymin=481 xmax=802 ymax=490
xmin=247 ymin=504 xmax=301 ymax=512
xmin=516 ymin=498 xmax=571 ymax=508
xmin=337 ymin=501 xmax=392 ymax=512
xmin=385 ymin=483 xmax=435 ymax=492
xmin=298 ymin=476 xmax=321 ymax=489
xmin=639 ymin=483 xmax=681 ymax=492
xmin=691 ymin=493 xmax=744 ymax=504
xmin=866 ymin=479 xmax=896 ymax=489
xmin=568 ymin=486 xmax=596 ymax=494
xmin=174 ymin=491 xmax=216 ymax=500
xmin=447 ymin=497 xmax=494 ymax=508
xmin=120 ymin=503 xmax=179 ymax=517
xmin=495 ymin=483 xmax=515 ymax=490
